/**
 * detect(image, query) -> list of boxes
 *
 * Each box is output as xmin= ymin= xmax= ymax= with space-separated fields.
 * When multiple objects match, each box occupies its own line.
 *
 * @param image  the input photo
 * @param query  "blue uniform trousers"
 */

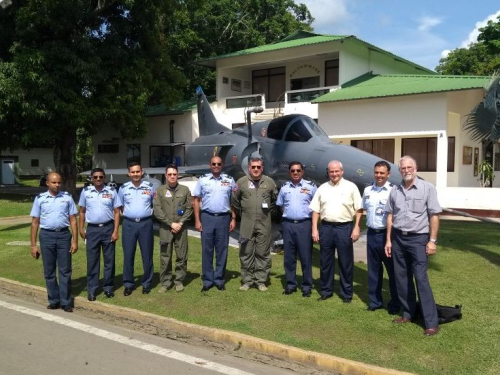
xmin=319 ymin=222 xmax=354 ymax=299
xmin=391 ymin=230 xmax=438 ymax=328
xmin=122 ymin=217 xmax=154 ymax=289
xmin=200 ymin=212 xmax=230 ymax=288
xmin=39 ymin=229 xmax=72 ymax=306
xmin=85 ymin=222 xmax=115 ymax=295
xmin=282 ymin=219 xmax=313 ymax=292
xmin=367 ymin=228 xmax=399 ymax=310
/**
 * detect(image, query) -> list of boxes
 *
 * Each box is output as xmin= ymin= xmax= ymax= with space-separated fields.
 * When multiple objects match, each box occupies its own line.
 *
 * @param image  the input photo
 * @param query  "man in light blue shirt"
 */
xmin=276 ymin=161 xmax=316 ymax=297
xmin=355 ymin=161 xmax=399 ymax=314
xmin=78 ymin=168 xmax=122 ymax=301
xmin=30 ymin=172 xmax=78 ymax=312
xmin=118 ymin=162 xmax=156 ymax=296
xmin=193 ymin=156 xmax=236 ymax=292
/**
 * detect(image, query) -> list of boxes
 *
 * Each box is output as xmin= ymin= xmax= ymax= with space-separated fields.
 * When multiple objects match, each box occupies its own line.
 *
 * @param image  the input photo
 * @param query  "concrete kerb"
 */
xmin=0 ymin=277 xmax=413 ymax=375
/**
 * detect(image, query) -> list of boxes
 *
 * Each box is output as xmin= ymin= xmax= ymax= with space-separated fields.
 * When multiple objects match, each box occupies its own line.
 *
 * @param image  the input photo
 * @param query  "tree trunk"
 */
xmin=53 ymin=127 xmax=77 ymax=196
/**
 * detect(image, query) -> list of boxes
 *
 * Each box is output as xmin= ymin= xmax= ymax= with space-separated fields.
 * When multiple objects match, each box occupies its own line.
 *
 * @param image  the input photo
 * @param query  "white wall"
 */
xmin=92 ymin=113 xmax=194 ymax=170
xmin=217 ymin=67 xmax=253 ymax=99
xmin=318 ymin=93 xmax=447 ymax=136
xmin=0 ymin=148 xmax=54 ymax=176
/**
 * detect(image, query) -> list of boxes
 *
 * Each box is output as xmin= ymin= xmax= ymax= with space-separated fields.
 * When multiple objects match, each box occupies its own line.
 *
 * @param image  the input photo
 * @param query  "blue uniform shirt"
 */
xmin=118 ymin=180 xmax=156 ymax=220
xmin=30 ymin=191 xmax=78 ymax=229
xmin=276 ymin=179 xmax=317 ymax=220
xmin=193 ymin=173 xmax=235 ymax=214
xmin=78 ymin=185 xmax=122 ymax=224
xmin=362 ymin=181 xmax=393 ymax=229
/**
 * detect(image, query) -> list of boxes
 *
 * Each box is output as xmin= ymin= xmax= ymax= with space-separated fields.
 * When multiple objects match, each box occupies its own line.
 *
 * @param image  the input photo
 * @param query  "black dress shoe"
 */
xmin=123 ymin=288 xmax=133 ymax=296
xmin=342 ymin=298 xmax=352 ymax=304
xmin=283 ymin=288 xmax=297 ymax=295
xmin=47 ymin=303 xmax=60 ymax=310
xmin=62 ymin=305 xmax=73 ymax=313
xmin=201 ymin=285 xmax=213 ymax=292
xmin=142 ymin=287 xmax=151 ymax=294
xmin=215 ymin=284 xmax=225 ymax=291
xmin=366 ymin=306 xmax=382 ymax=311
xmin=317 ymin=294 xmax=333 ymax=301
xmin=88 ymin=295 xmax=96 ymax=301
xmin=104 ymin=291 xmax=115 ymax=298
xmin=388 ymin=308 xmax=400 ymax=315
xmin=302 ymin=291 xmax=311 ymax=298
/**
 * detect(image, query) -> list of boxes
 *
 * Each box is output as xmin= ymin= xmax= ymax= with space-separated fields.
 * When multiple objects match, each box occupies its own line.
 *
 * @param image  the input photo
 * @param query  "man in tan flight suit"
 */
xmin=231 ymin=157 xmax=277 ymax=292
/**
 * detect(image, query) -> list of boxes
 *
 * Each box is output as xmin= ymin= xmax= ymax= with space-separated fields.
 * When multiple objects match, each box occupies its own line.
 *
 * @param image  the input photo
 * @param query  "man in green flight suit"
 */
xmin=153 ymin=164 xmax=193 ymax=292
xmin=231 ymin=156 xmax=278 ymax=292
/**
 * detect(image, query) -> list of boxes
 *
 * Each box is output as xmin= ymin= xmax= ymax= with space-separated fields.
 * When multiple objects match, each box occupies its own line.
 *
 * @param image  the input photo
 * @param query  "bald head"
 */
xmin=46 ymin=172 xmax=62 ymax=196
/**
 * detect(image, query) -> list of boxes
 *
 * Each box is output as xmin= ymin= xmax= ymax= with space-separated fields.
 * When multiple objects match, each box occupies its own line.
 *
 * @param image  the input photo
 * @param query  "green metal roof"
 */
xmin=145 ymin=96 xmax=215 ymax=117
xmin=195 ymin=31 xmax=434 ymax=74
xmin=312 ymin=74 xmax=490 ymax=103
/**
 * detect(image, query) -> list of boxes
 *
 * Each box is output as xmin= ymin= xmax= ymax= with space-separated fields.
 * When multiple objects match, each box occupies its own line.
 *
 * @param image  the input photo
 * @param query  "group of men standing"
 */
xmin=30 ymin=154 xmax=442 ymax=335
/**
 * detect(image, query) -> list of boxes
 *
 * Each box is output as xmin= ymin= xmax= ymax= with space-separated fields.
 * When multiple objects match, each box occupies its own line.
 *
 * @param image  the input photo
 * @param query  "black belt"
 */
xmin=321 ymin=221 xmax=351 ymax=226
xmin=368 ymin=227 xmax=386 ymax=233
xmin=394 ymin=228 xmax=427 ymax=236
xmin=283 ymin=218 xmax=310 ymax=224
xmin=202 ymin=211 xmax=230 ymax=216
xmin=124 ymin=216 xmax=152 ymax=223
xmin=87 ymin=220 xmax=114 ymax=228
xmin=41 ymin=227 xmax=69 ymax=232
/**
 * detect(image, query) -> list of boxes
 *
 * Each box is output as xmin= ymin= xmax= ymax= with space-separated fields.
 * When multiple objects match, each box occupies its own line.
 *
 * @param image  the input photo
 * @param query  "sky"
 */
xmin=301 ymin=0 xmax=500 ymax=71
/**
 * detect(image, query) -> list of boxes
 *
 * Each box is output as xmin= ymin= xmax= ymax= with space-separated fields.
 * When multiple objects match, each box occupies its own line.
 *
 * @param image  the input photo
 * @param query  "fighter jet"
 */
xmin=189 ymin=87 xmax=400 ymax=189
xmin=85 ymin=87 xmax=400 ymax=190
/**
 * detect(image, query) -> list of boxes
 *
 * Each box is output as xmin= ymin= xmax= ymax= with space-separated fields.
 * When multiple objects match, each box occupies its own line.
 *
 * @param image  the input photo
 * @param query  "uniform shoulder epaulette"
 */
xmin=62 ymin=191 xmax=71 ymax=196
xmin=36 ymin=192 xmax=44 ymax=199
xmin=221 ymin=173 xmax=230 ymax=178
xmin=202 ymin=173 xmax=210 ymax=178
xmin=145 ymin=181 xmax=153 ymax=187
xmin=303 ymin=179 xmax=315 ymax=187
xmin=389 ymin=183 xmax=394 ymax=187
xmin=83 ymin=186 xmax=91 ymax=192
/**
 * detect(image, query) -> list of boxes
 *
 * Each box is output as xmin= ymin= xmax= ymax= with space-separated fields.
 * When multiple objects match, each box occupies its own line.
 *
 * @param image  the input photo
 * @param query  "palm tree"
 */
xmin=464 ymin=73 xmax=500 ymax=143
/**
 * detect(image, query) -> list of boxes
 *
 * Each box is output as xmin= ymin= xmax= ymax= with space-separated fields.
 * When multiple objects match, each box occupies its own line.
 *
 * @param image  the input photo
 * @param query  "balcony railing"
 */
xmin=286 ymin=86 xmax=338 ymax=104
xmin=226 ymin=94 xmax=265 ymax=109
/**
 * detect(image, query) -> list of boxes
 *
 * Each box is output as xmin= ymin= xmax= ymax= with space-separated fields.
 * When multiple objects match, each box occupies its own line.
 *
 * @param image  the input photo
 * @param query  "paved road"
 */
xmin=0 ymin=293 xmax=298 ymax=375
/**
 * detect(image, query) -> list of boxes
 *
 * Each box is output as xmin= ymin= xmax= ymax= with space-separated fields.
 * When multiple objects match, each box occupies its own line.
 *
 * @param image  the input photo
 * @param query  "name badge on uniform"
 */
xmin=376 ymin=207 xmax=384 ymax=216
xmin=248 ymin=181 xmax=255 ymax=189
xmin=165 ymin=190 xmax=172 ymax=197
xmin=262 ymin=202 xmax=269 ymax=209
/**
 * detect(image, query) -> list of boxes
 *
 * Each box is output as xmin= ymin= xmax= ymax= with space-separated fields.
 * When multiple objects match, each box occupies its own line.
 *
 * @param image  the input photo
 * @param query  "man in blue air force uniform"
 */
xmin=78 ymin=168 xmax=122 ymax=301
xmin=30 ymin=172 xmax=78 ymax=312
xmin=276 ymin=161 xmax=317 ymax=297
xmin=193 ymin=156 xmax=236 ymax=292
xmin=118 ymin=162 xmax=156 ymax=296
xmin=355 ymin=161 xmax=399 ymax=314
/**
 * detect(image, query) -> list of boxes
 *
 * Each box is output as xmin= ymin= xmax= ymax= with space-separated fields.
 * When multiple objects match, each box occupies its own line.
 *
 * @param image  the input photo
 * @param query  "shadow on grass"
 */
xmin=0 ymin=223 xmax=31 ymax=231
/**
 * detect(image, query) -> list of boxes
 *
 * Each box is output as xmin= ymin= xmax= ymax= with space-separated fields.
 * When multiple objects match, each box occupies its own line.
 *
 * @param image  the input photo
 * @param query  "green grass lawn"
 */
xmin=0 ymin=193 xmax=35 ymax=218
xmin=1 ymin=218 xmax=499 ymax=374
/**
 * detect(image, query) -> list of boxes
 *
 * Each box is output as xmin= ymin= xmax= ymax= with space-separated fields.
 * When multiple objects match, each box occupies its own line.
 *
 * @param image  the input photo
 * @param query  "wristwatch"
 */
xmin=429 ymin=238 xmax=437 ymax=244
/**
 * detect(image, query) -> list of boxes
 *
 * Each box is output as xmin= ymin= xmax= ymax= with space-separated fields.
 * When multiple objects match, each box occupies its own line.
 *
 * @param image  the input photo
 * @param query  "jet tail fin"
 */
xmin=196 ymin=86 xmax=227 ymax=136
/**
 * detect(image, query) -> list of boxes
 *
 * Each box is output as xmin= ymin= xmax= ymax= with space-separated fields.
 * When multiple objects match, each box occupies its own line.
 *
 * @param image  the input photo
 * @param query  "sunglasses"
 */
xmin=250 ymin=166 xmax=262 ymax=170
xmin=290 ymin=169 xmax=302 ymax=173
xmin=211 ymin=162 xmax=222 ymax=166
xmin=92 ymin=176 xmax=104 ymax=180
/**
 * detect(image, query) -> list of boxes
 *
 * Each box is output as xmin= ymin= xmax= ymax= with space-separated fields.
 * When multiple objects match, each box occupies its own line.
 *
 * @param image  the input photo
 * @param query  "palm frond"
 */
xmin=464 ymin=73 xmax=500 ymax=142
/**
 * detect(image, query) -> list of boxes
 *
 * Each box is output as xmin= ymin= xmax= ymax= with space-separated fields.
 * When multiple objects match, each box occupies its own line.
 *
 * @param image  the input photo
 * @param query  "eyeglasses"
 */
xmin=92 ymin=176 xmax=104 ymax=180
xmin=211 ymin=162 xmax=222 ymax=166
xmin=290 ymin=169 xmax=302 ymax=173
xmin=250 ymin=166 xmax=262 ymax=170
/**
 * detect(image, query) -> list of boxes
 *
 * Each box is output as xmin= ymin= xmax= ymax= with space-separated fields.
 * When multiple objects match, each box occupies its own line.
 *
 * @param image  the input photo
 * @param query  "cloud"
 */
xmin=301 ymin=0 xmax=351 ymax=34
xmin=459 ymin=9 xmax=500 ymax=47
xmin=417 ymin=16 xmax=443 ymax=32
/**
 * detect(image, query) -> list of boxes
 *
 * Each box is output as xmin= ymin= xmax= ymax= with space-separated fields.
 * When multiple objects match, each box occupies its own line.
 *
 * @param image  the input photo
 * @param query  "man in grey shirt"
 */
xmin=384 ymin=155 xmax=441 ymax=336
